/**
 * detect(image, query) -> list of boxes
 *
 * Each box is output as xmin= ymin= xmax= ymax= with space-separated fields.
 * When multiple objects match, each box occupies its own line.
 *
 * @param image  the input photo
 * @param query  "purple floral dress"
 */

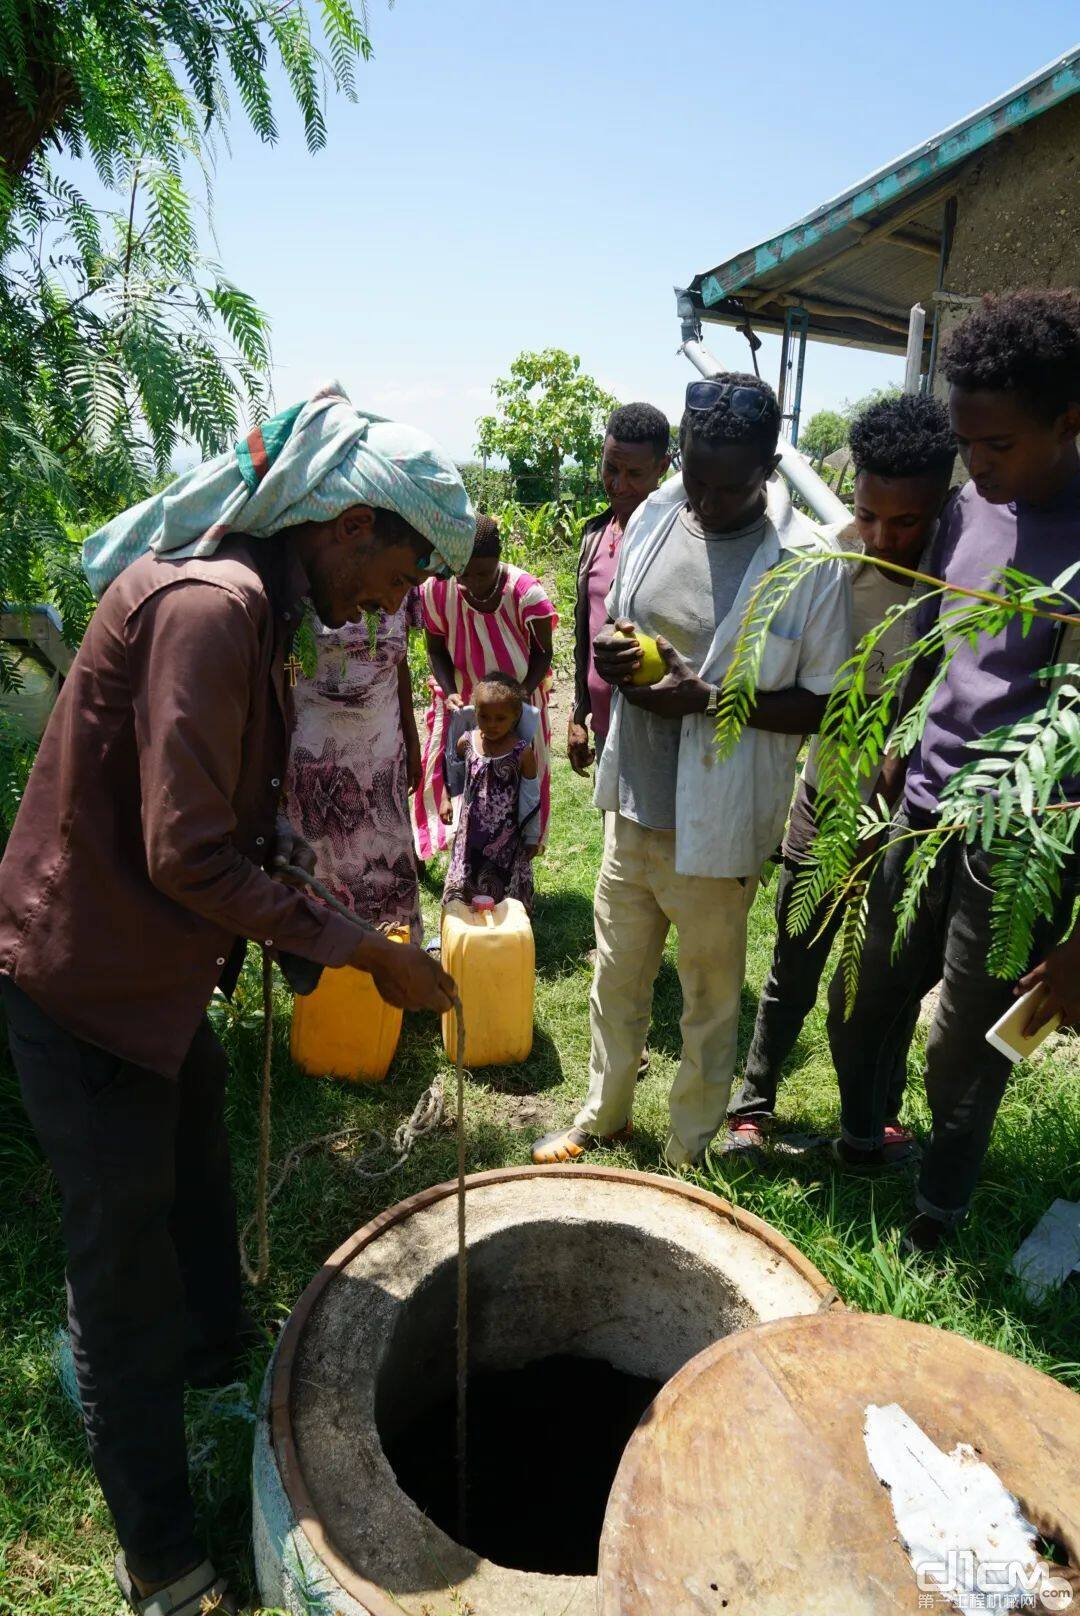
xmin=443 ymin=734 xmax=534 ymax=914
xmin=285 ymin=595 xmax=423 ymax=940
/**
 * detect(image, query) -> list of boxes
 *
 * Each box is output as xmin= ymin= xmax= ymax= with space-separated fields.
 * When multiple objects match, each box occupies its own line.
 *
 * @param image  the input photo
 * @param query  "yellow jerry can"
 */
xmin=441 ymin=896 xmax=535 ymax=1067
xmin=289 ymin=926 xmax=409 ymax=1083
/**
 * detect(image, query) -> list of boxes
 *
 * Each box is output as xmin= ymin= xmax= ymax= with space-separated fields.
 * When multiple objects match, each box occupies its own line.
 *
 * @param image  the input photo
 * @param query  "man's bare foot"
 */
xmin=531 ymin=1123 xmax=632 ymax=1164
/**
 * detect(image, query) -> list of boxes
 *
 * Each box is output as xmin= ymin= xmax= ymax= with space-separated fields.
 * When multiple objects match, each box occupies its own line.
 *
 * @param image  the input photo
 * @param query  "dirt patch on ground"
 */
xmin=545 ymin=665 xmax=574 ymax=738
xmin=487 ymin=1092 xmax=559 ymax=1132
xmin=544 ymin=614 xmax=576 ymax=738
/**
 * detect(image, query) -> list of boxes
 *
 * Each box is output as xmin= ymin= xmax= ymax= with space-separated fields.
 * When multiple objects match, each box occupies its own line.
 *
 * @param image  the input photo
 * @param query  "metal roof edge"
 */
xmin=1 ymin=602 xmax=65 ymax=632
xmin=697 ymin=45 xmax=1080 ymax=308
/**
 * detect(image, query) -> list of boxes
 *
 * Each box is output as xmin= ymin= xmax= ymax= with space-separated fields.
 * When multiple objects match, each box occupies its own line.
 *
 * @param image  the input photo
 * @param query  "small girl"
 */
xmin=412 ymin=514 xmax=557 ymax=861
xmin=441 ymin=672 xmax=539 ymax=912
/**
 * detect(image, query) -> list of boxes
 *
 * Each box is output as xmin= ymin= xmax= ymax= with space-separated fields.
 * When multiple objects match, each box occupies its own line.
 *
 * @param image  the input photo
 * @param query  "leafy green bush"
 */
xmin=497 ymin=497 xmax=605 ymax=621
xmin=800 ymin=409 xmax=847 ymax=466
xmin=458 ymin=461 xmax=513 ymax=513
xmin=475 ymin=348 xmax=617 ymax=504
xmin=842 ymin=384 xmax=902 ymax=424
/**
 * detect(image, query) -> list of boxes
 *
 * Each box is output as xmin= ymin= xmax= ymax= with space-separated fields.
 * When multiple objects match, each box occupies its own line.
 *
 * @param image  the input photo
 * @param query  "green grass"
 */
xmin=2 ymin=755 xmax=1079 ymax=1613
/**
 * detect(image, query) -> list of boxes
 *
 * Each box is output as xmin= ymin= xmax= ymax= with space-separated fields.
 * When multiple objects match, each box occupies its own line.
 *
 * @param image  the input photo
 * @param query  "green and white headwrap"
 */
xmin=82 ymin=382 xmax=475 ymax=598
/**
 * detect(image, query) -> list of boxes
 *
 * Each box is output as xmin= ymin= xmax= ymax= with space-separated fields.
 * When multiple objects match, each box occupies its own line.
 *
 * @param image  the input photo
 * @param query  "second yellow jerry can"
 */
xmin=441 ymin=896 xmax=535 ymax=1067
xmin=289 ymin=926 xmax=409 ymax=1083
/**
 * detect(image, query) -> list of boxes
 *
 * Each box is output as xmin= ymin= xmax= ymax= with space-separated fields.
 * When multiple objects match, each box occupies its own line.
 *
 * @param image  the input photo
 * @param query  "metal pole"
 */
xmin=777 ymin=322 xmax=790 ymax=421
xmin=923 ymin=307 xmax=940 ymax=396
xmin=786 ymin=307 xmax=809 ymax=446
xmin=903 ymin=303 xmax=926 ymax=395
xmin=925 ymin=197 xmax=958 ymax=394
xmin=675 ymin=294 xmax=850 ymax=526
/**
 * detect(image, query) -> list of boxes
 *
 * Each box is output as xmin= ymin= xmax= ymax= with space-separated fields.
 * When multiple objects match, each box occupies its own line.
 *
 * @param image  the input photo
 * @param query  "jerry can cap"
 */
xmin=470 ymin=895 xmax=496 ymax=911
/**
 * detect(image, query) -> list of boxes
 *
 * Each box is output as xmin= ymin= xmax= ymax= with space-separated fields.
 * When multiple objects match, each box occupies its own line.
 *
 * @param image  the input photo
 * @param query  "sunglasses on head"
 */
xmin=685 ymin=379 xmax=771 ymax=422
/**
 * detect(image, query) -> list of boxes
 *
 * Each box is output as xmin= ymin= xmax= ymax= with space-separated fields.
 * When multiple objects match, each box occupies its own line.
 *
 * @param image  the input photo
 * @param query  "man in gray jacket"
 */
xmin=538 ymin=377 xmax=850 ymax=1169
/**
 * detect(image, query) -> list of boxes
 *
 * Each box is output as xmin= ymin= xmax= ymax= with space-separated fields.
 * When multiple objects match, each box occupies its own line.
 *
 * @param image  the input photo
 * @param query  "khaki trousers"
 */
xmin=576 ymin=813 xmax=757 ymax=1165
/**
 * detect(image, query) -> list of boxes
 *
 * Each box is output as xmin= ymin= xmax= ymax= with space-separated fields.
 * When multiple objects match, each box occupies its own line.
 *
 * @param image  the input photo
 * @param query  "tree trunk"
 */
xmin=0 ymin=64 xmax=80 ymax=179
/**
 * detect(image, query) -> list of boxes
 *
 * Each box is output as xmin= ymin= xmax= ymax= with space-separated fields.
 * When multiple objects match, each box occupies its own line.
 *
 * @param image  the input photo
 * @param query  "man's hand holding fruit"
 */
xmin=592 ymin=618 xmax=714 ymax=720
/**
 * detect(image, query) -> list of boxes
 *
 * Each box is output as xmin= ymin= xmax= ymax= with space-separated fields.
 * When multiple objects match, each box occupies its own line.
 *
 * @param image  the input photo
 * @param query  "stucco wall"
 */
xmin=930 ymin=94 xmax=1080 ymax=393
xmin=947 ymin=94 xmax=1080 ymax=297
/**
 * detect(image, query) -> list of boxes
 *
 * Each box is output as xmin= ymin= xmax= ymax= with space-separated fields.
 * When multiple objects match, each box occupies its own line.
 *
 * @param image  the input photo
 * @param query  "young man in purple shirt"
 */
xmin=830 ymin=290 xmax=1080 ymax=1252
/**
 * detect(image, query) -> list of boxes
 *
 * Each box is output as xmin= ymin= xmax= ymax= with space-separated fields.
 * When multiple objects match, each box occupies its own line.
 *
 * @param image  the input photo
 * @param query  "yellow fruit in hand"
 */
xmin=615 ymin=628 xmax=667 ymax=687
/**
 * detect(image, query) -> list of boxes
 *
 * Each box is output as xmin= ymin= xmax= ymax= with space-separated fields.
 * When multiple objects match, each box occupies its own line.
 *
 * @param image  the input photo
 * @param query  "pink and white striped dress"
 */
xmin=412 ymin=566 xmax=558 ymax=859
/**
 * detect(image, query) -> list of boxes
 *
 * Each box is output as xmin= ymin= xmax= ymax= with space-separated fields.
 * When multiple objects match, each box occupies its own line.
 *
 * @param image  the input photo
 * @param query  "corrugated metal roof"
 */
xmin=681 ymin=46 xmax=1080 ymax=355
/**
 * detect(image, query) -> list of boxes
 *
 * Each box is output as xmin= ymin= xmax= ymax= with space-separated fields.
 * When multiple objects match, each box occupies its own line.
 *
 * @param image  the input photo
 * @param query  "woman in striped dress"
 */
xmin=413 ymin=515 xmax=557 ymax=860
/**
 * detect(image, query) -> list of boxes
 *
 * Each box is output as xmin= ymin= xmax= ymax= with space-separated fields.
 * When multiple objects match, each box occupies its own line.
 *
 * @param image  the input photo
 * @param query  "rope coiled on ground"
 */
xmin=238 ymin=863 xmax=463 ymax=1283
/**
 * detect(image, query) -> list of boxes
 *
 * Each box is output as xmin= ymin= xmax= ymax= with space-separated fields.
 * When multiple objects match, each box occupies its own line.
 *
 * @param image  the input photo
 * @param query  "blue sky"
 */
xmin=202 ymin=0 xmax=1078 ymax=461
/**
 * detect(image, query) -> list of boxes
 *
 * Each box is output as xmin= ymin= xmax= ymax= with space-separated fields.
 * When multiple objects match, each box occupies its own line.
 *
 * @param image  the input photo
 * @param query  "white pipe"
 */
xmin=678 ymin=336 xmax=850 ymax=527
xmin=903 ymin=303 xmax=926 ymax=395
xmin=776 ymin=439 xmax=850 ymax=527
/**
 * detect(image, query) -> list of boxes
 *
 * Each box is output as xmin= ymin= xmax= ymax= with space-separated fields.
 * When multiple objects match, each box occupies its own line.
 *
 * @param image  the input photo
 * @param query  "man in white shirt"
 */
xmin=726 ymin=393 xmax=956 ymax=1149
xmin=532 ymin=375 xmax=851 ymax=1168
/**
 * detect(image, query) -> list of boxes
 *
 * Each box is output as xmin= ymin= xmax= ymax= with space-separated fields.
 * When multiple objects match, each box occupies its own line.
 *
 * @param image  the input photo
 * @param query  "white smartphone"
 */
xmin=985 ymin=986 xmax=1062 ymax=1063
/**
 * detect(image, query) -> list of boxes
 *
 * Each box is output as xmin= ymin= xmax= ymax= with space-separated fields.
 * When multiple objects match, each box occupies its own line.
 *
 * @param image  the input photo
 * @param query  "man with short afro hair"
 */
xmin=678 ymin=370 xmax=783 ymax=455
xmin=941 ymin=285 xmax=1080 ymax=426
xmin=730 ymin=391 xmax=950 ymax=1150
xmin=606 ymin=401 xmax=671 ymax=456
xmin=829 ymin=289 xmax=1080 ymax=1253
xmin=847 ymin=392 xmax=957 ymax=481
xmin=729 ymin=390 xmax=954 ymax=1150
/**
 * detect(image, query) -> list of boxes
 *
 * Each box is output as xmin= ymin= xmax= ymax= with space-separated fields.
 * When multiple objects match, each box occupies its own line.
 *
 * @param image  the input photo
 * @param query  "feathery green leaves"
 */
xmin=0 ymin=0 xmax=378 ymax=814
xmin=717 ymin=547 xmax=1080 ymax=1009
xmin=986 ymin=818 xmax=1079 ymax=979
xmin=714 ymin=550 xmax=839 ymax=759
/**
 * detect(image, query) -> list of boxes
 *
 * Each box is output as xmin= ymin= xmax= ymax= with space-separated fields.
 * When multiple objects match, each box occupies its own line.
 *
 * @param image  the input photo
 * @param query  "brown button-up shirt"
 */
xmin=0 ymin=535 xmax=358 ymax=1076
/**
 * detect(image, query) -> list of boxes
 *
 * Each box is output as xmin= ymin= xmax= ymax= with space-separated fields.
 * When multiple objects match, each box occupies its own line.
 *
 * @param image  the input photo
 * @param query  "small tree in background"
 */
xmin=476 ymin=348 xmax=618 ymax=503
xmin=800 ymin=409 xmax=847 ymax=469
xmin=843 ymin=384 xmax=902 ymax=426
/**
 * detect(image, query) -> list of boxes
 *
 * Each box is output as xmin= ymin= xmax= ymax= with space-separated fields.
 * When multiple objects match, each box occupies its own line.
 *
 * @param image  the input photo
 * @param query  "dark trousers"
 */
xmin=3 ymin=979 xmax=243 ymax=1583
xmin=729 ymin=858 xmax=913 ymax=1122
xmin=828 ymin=820 xmax=1078 ymax=1224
